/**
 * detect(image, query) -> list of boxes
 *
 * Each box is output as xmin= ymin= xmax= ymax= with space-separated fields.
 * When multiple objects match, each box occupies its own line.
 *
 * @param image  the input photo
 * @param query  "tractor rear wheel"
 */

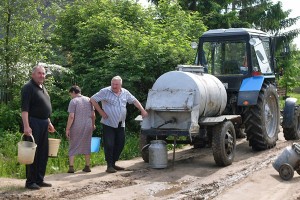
xmin=243 ymin=83 xmax=279 ymax=151
xmin=212 ymin=121 xmax=236 ymax=166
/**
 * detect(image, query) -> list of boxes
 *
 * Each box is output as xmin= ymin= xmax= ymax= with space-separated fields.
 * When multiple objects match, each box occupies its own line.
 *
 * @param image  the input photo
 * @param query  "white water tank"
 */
xmin=142 ymin=71 xmax=227 ymax=131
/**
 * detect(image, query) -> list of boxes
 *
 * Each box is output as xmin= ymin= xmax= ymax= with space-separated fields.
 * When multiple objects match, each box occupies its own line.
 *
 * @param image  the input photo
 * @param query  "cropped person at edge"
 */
xmin=90 ymin=76 xmax=148 ymax=173
xmin=21 ymin=65 xmax=55 ymax=190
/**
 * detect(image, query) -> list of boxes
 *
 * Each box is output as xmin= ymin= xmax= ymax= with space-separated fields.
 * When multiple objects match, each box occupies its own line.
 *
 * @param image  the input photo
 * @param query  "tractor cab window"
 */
xmin=202 ymin=41 xmax=247 ymax=75
xmin=249 ymin=37 xmax=273 ymax=74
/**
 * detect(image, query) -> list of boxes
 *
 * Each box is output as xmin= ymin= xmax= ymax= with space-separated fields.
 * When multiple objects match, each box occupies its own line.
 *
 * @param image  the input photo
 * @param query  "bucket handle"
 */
xmin=21 ymin=134 xmax=35 ymax=144
xmin=49 ymin=131 xmax=61 ymax=139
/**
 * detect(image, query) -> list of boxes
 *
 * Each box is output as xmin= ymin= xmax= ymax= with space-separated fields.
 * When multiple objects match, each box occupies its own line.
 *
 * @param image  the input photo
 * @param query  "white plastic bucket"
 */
xmin=18 ymin=134 xmax=37 ymax=165
xmin=48 ymin=138 xmax=61 ymax=157
xmin=91 ymin=137 xmax=101 ymax=153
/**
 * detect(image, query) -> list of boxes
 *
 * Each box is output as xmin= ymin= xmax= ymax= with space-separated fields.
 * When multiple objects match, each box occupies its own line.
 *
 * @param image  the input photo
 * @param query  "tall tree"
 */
xmin=0 ymin=0 xmax=48 ymax=103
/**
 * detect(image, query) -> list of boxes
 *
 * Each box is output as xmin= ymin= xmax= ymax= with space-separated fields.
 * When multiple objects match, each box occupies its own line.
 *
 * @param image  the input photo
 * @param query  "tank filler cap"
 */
xmin=176 ymin=65 xmax=205 ymax=74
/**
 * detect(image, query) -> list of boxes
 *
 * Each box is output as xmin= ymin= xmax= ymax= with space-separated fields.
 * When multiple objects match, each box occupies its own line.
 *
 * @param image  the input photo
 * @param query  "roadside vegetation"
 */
xmin=0 ymin=130 xmax=139 ymax=178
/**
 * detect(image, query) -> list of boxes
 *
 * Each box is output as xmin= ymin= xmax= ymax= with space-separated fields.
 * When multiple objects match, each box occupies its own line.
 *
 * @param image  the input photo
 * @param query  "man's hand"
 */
xmin=48 ymin=123 xmax=56 ymax=133
xmin=99 ymin=110 xmax=108 ymax=119
xmin=141 ymin=110 xmax=148 ymax=118
xmin=23 ymin=126 xmax=32 ymax=136
xmin=66 ymin=129 xmax=70 ymax=139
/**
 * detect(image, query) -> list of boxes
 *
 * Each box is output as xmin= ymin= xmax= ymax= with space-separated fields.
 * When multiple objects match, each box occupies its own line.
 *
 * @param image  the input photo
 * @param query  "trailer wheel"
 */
xmin=279 ymin=163 xmax=294 ymax=181
xmin=243 ymin=83 xmax=279 ymax=151
xmin=141 ymin=144 xmax=150 ymax=163
xmin=212 ymin=121 xmax=236 ymax=166
xmin=139 ymin=134 xmax=150 ymax=163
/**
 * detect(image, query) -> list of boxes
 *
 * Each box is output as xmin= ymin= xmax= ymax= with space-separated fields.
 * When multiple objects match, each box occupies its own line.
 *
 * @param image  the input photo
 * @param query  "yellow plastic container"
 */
xmin=48 ymin=138 xmax=61 ymax=157
xmin=18 ymin=134 xmax=37 ymax=164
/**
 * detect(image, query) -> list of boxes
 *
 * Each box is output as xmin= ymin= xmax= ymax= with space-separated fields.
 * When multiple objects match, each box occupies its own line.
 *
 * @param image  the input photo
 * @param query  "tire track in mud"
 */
xmin=165 ymin=141 xmax=292 ymax=200
xmin=179 ymin=155 xmax=276 ymax=200
xmin=0 ymin=180 xmax=136 ymax=200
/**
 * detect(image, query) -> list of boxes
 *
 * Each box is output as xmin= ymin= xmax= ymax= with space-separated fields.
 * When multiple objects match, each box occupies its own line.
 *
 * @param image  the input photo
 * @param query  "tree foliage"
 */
xmin=0 ymin=0 xmax=50 ymax=103
xmin=277 ymin=44 xmax=300 ymax=92
xmin=54 ymin=0 xmax=205 ymax=129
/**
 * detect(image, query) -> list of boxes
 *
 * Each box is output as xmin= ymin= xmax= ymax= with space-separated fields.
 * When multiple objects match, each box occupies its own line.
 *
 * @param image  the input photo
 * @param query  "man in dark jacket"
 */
xmin=21 ymin=65 xmax=55 ymax=190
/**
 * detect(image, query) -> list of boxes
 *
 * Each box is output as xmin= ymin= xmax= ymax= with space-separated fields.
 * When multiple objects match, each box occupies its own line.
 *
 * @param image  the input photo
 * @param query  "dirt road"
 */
xmin=1 ymin=131 xmax=300 ymax=200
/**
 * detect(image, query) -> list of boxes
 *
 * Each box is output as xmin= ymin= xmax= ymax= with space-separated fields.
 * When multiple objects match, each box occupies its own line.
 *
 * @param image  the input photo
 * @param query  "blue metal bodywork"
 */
xmin=237 ymin=76 xmax=264 ymax=106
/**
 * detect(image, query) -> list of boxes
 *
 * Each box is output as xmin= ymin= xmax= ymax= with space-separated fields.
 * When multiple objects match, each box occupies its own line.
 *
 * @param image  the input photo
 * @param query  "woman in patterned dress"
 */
xmin=65 ymin=85 xmax=95 ymax=173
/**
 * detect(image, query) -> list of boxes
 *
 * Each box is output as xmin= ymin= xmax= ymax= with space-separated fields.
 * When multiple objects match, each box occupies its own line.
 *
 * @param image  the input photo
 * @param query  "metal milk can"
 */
xmin=149 ymin=140 xmax=168 ymax=169
xmin=273 ymin=143 xmax=300 ymax=180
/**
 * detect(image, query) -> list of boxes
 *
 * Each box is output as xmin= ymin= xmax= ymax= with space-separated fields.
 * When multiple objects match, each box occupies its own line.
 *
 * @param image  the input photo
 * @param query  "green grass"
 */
xmin=0 ymin=131 xmax=139 ymax=178
xmin=289 ymin=92 xmax=300 ymax=100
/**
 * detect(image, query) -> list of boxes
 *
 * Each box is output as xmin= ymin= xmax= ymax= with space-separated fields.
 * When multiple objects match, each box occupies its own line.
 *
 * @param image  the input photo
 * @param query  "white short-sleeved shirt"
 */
xmin=91 ymin=86 xmax=137 ymax=128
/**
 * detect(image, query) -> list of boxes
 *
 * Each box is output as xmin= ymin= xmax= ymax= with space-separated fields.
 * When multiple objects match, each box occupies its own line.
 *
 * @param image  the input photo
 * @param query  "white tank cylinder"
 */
xmin=151 ymin=71 xmax=227 ymax=116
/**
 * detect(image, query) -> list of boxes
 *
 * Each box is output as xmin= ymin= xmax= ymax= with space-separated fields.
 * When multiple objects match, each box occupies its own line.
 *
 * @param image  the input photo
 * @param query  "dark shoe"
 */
xmin=68 ymin=166 xmax=74 ymax=173
xmin=106 ymin=166 xmax=117 ymax=173
xmin=113 ymin=165 xmax=125 ymax=171
xmin=82 ymin=166 xmax=91 ymax=172
xmin=25 ymin=183 xmax=40 ymax=190
xmin=38 ymin=182 xmax=52 ymax=187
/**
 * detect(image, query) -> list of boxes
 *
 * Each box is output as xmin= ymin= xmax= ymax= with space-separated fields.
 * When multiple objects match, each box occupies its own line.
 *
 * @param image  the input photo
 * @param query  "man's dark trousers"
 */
xmin=25 ymin=117 xmax=49 ymax=186
xmin=103 ymin=122 xmax=125 ymax=167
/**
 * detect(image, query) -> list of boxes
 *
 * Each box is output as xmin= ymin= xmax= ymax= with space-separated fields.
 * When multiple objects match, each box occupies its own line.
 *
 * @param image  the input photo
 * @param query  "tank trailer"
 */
xmin=139 ymin=28 xmax=300 ymax=166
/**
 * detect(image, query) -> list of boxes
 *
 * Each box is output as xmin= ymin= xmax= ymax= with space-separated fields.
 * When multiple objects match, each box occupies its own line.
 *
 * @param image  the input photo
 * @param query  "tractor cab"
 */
xmin=197 ymin=28 xmax=276 ymax=92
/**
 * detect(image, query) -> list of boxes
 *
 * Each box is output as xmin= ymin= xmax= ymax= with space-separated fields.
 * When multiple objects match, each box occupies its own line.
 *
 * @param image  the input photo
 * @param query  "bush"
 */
xmin=0 ymin=103 xmax=21 ymax=133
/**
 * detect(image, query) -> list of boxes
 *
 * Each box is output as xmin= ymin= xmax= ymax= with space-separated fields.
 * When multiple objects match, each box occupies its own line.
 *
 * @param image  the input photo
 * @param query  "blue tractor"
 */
xmin=197 ymin=28 xmax=299 ymax=150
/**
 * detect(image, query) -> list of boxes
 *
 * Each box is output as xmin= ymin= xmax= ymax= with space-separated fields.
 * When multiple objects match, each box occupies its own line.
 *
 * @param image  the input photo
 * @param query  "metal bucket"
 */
xmin=48 ymin=138 xmax=61 ymax=157
xmin=149 ymin=140 xmax=168 ymax=169
xmin=91 ymin=137 xmax=101 ymax=153
xmin=273 ymin=144 xmax=300 ymax=172
xmin=18 ymin=134 xmax=37 ymax=165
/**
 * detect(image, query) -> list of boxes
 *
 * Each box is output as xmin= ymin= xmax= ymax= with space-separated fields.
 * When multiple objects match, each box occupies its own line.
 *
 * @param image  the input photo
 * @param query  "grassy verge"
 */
xmin=0 ymin=131 xmax=139 ymax=178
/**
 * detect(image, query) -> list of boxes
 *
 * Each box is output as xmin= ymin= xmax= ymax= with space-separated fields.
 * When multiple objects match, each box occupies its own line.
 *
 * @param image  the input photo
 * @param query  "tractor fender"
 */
xmin=237 ymin=76 xmax=264 ymax=106
xmin=282 ymin=97 xmax=298 ymax=128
